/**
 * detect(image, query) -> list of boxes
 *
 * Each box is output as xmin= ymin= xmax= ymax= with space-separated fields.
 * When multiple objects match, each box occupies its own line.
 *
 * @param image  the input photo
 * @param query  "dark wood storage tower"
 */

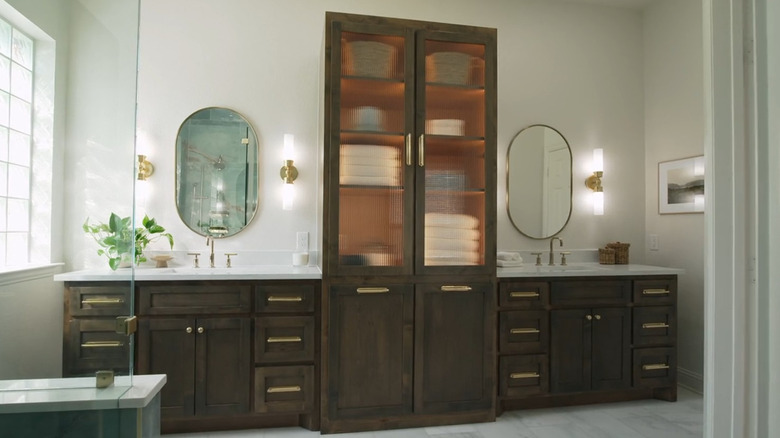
xmin=321 ymin=12 xmax=498 ymax=433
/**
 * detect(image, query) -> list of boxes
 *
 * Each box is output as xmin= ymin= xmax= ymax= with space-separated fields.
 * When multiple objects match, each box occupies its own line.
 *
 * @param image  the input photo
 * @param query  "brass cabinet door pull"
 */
xmin=267 ymin=385 xmax=302 ymax=394
xmin=406 ymin=133 xmax=412 ymax=166
xmin=585 ymin=315 xmax=593 ymax=320
xmin=81 ymin=341 xmax=123 ymax=348
xmin=418 ymin=134 xmax=425 ymax=167
xmin=642 ymin=322 xmax=670 ymax=329
xmin=197 ymin=327 xmax=204 ymax=334
xmin=186 ymin=327 xmax=193 ymax=334
xmin=509 ymin=291 xmax=539 ymax=298
xmin=642 ymin=363 xmax=670 ymax=371
xmin=510 ymin=328 xmax=540 ymax=334
xmin=643 ymin=288 xmax=670 ymax=295
xmin=441 ymin=285 xmax=472 ymax=292
xmin=356 ymin=287 xmax=390 ymax=294
xmin=594 ymin=314 xmax=601 ymax=320
xmin=267 ymin=336 xmax=302 ymax=343
xmin=81 ymin=297 xmax=124 ymax=305
xmin=267 ymin=296 xmax=303 ymax=302
xmin=510 ymin=372 xmax=540 ymax=379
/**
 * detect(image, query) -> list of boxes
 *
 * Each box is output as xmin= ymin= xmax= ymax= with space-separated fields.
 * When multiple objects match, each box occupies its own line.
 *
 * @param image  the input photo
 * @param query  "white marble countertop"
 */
xmin=0 ymin=374 xmax=166 ymax=414
xmin=53 ymin=265 xmax=322 ymax=281
xmin=498 ymin=263 xmax=683 ymax=278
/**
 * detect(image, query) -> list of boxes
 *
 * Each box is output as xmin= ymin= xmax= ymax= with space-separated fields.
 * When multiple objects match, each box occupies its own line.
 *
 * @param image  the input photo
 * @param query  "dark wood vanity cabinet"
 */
xmin=497 ymin=275 xmax=677 ymax=413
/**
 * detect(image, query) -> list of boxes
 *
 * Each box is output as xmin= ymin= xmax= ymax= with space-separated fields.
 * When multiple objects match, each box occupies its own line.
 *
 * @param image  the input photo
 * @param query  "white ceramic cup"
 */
xmin=292 ymin=252 xmax=309 ymax=266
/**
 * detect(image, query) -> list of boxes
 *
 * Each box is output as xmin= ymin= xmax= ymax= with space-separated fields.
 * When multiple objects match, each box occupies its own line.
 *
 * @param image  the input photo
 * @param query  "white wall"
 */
xmin=131 ymin=0 xmax=647 ymax=268
xmin=643 ymin=0 xmax=704 ymax=391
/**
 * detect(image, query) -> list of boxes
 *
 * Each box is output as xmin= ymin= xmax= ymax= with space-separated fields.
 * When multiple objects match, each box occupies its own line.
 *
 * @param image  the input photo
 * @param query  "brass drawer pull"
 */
xmin=510 ymin=328 xmax=540 ymax=334
xmin=642 ymin=288 xmax=670 ymax=295
xmin=356 ymin=287 xmax=390 ymax=294
xmin=510 ymin=372 xmax=540 ymax=379
xmin=267 ymin=385 xmax=302 ymax=394
xmin=267 ymin=336 xmax=302 ymax=343
xmin=441 ymin=285 xmax=472 ymax=292
xmin=81 ymin=297 xmax=124 ymax=305
xmin=642 ymin=322 xmax=670 ymax=329
xmin=267 ymin=296 xmax=303 ymax=302
xmin=509 ymin=291 xmax=539 ymax=298
xmin=642 ymin=363 xmax=670 ymax=371
xmin=81 ymin=341 xmax=123 ymax=348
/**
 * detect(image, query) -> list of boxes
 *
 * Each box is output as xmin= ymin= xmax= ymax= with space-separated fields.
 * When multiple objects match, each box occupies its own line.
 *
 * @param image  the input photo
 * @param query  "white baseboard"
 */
xmin=678 ymin=366 xmax=704 ymax=394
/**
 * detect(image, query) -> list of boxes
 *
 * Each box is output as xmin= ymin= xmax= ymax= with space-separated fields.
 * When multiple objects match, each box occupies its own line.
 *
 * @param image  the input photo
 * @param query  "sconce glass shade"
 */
xmin=593 ymin=190 xmax=604 ymax=215
xmin=283 ymin=134 xmax=295 ymax=160
xmin=282 ymin=182 xmax=295 ymax=211
xmin=592 ymin=148 xmax=603 ymax=173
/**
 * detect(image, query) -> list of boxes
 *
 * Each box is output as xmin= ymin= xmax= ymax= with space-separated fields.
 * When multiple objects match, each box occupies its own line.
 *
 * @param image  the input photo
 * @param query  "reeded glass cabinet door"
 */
xmin=415 ymin=32 xmax=495 ymax=274
xmin=327 ymin=21 xmax=415 ymax=275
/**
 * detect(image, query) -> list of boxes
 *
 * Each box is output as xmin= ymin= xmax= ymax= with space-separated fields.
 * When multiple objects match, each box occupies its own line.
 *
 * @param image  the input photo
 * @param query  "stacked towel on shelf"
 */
xmin=497 ymin=251 xmax=524 ymax=267
xmin=424 ymin=213 xmax=481 ymax=265
xmin=340 ymin=145 xmax=401 ymax=186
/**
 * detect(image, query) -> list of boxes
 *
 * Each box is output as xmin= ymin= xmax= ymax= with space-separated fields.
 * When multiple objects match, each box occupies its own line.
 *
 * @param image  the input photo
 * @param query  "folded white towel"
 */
xmin=425 ymin=227 xmax=480 ymax=241
xmin=341 ymin=156 xmax=401 ymax=167
xmin=424 ymin=249 xmax=480 ymax=264
xmin=341 ymin=164 xmax=399 ymax=178
xmin=424 ymin=213 xmax=479 ymax=230
xmin=340 ymin=175 xmax=400 ymax=186
xmin=497 ymin=259 xmax=524 ymax=267
xmin=425 ymin=258 xmax=479 ymax=266
xmin=341 ymin=144 xmax=399 ymax=159
xmin=425 ymin=237 xmax=479 ymax=252
xmin=497 ymin=251 xmax=522 ymax=261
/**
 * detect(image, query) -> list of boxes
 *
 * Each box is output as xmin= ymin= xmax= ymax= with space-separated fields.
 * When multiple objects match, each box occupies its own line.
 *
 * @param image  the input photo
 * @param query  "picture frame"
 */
xmin=658 ymin=155 xmax=705 ymax=214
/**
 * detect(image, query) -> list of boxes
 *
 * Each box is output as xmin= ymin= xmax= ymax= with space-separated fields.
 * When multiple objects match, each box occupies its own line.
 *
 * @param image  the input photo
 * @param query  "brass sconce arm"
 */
xmin=585 ymin=171 xmax=603 ymax=192
xmin=280 ymin=160 xmax=298 ymax=183
xmin=137 ymin=155 xmax=154 ymax=181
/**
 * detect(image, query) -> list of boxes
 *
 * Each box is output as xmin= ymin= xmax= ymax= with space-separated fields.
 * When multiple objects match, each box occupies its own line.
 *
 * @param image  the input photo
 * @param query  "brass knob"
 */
xmin=586 ymin=315 xmax=593 ymax=320
xmin=197 ymin=327 xmax=204 ymax=334
xmin=594 ymin=314 xmax=601 ymax=320
xmin=186 ymin=327 xmax=193 ymax=334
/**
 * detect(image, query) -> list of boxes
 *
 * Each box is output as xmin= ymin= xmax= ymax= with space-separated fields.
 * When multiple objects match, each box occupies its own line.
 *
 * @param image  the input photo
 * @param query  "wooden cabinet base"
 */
xmin=321 ymin=410 xmax=495 ymax=435
xmin=497 ymin=387 xmax=677 ymax=414
xmin=161 ymin=413 xmax=318 ymax=435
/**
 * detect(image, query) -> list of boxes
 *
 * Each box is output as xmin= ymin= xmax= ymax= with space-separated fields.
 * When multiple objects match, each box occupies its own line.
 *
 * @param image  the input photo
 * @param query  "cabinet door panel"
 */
xmin=415 ymin=282 xmax=494 ymax=413
xmin=195 ymin=317 xmax=251 ymax=416
xmin=550 ymin=309 xmax=590 ymax=392
xmin=590 ymin=307 xmax=631 ymax=390
xmin=327 ymin=284 xmax=414 ymax=418
xmin=137 ymin=318 xmax=196 ymax=418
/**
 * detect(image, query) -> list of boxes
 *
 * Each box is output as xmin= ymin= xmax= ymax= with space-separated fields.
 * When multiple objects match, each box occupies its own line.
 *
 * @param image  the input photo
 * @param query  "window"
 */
xmin=0 ymin=18 xmax=33 ymax=267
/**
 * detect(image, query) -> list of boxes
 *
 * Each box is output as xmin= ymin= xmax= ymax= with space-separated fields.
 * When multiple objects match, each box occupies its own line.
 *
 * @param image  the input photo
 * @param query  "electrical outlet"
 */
xmin=296 ymin=231 xmax=309 ymax=252
xmin=649 ymin=234 xmax=659 ymax=251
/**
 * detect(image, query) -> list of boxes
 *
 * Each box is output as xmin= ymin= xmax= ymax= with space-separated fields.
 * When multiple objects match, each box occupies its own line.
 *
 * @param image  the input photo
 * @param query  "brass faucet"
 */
xmin=549 ymin=237 xmax=563 ymax=266
xmin=206 ymin=236 xmax=215 ymax=268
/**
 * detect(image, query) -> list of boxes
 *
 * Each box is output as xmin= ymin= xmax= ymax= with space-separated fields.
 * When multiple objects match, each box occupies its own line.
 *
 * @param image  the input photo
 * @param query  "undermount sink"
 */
xmin=132 ymin=265 xmax=311 ymax=276
xmin=530 ymin=264 xmax=601 ymax=272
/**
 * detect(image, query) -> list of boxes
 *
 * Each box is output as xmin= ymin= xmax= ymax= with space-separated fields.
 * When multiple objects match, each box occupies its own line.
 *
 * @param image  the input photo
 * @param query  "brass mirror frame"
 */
xmin=175 ymin=107 xmax=259 ymax=238
xmin=506 ymin=124 xmax=573 ymax=239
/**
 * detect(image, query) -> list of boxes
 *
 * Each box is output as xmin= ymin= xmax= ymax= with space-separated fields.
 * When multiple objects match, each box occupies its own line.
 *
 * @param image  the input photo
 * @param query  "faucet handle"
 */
xmin=187 ymin=252 xmax=201 ymax=268
xmin=530 ymin=252 xmax=543 ymax=266
xmin=560 ymin=251 xmax=571 ymax=266
xmin=225 ymin=253 xmax=237 ymax=268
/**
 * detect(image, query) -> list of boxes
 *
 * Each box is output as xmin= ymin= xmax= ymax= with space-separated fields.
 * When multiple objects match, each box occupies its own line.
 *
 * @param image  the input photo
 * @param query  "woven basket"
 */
xmin=346 ymin=41 xmax=396 ymax=78
xmin=598 ymin=248 xmax=616 ymax=265
xmin=427 ymin=52 xmax=473 ymax=85
xmin=606 ymin=242 xmax=630 ymax=264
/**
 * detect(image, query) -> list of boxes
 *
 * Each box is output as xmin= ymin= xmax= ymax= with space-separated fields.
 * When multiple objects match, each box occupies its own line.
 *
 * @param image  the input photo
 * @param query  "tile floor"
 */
xmin=167 ymin=387 xmax=702 ymax=438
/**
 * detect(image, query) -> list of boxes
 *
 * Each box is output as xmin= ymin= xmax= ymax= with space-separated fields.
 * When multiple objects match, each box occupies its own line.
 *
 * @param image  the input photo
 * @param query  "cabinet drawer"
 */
xmin=499 ymin=281 xmax=549 ymax=309
xmin=551 ymin=280 xmax=630 ymax=306
xmin=633 ymin=278 xmax=677 ymax=305
xmin=255 ymin=365 xmax=314 ymax=413
xmin=67 ymin=283 xmax=131 ymax=316
xmin=499 ymin=310 xmax=548 ymax=354
xmin=255 ymin=316 xmax=315 ymax=363
xmin=633 ymin=306 xmax=676 ymax=347
xmin=256 ymin=283 xmax=316 ymax=314
xmin=499 ymin=354 xmax=548 ymax=397
xmin=138 ymin=283 xmax=251 ymax=315
xmin=65 ymin=319 xmax=129 ymax=375
xmin=633 ymin=347 xmax=676 ymax=388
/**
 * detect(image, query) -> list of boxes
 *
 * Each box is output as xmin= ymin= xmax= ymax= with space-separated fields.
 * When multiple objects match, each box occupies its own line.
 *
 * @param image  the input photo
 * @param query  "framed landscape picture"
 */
xmin=659 ymin=155 xmax=705 ymax=214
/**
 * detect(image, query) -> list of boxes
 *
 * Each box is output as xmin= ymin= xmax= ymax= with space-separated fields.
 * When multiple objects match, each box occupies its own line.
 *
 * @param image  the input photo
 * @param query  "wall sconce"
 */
xmin=280 ymin=134 xmax=298 ymax=210
xmin=137 ymin=154 xmax=154 ymax=181
xmin=585 ymin=148 xmax=604 ymax=215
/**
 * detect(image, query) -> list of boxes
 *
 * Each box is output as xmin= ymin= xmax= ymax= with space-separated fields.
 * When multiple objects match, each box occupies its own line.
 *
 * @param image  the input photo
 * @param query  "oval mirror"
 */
xmin=506 ymin=124 xmax=572 ymax=239
xmin=175 ymin=107 xmax=259 ymax=238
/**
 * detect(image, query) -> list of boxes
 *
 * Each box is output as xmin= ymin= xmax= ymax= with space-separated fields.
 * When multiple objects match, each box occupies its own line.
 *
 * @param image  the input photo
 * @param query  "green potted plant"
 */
xmin=83 ymin=213 xmax=174 ymax=270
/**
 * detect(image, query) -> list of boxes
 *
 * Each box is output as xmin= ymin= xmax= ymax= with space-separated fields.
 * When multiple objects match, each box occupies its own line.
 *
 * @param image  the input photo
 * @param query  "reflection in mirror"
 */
xmin=507 ymin=125 xmax=572 ymax=239
xmin=176 ymin=108 xmax=259 ymax=238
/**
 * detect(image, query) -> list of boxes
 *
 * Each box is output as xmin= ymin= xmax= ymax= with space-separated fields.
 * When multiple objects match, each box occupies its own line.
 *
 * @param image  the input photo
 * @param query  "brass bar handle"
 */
xmin=267 ymin=385 xmax=302 ymax=394
xmin=642 ymin=322 xmax=670 ymax=329
xmin=510 ymin=291 xmax=539 ymax=298
xmin=356 ymin=287 xmax=390 ymax=294
xmin=267 ymin=336 xmax=302 ymax=343
xmin=267 ymin=296 xmax=303 ymax=302
xmin=510 ymin=328 xmax=540 ymax=334
xmin=510 ymin=372 xmax=540 ymax=379
xmin=441 ymin=285 xmax=472 ymax=292
xmin=81 ymin=341 xmax=123 ymax=348
xmin=642 ymin=363 xmax=670 ymax=371
xmin=406 ymin=133 xmax=412 ymax=166
xmin=643 ymin=288 xmax=670 ymax=295
xmin=418 ymin=134 xmax=425 ymax=167
xmin=81 ymin=297 xmax=124 ymax=305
